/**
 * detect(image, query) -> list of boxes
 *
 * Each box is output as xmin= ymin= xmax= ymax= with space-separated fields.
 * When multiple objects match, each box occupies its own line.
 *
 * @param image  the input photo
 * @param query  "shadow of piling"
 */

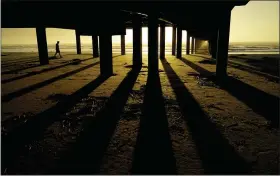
xmin=2 ymin=54 xmax=121 ymax=84
xmin=51 ymin=67 xmax=141 ymax=174
xmin=161 ymin=58 xmax=250 ymax=174
xmin=2 ymin=61 xmax=100 ymax=102
xmin=191 ymin=54 xmax=280 ymax=82
xmin=1 ymin=59 xmax=39 ymax=68
xmin=180 ymin=57 xmax=279 ymax=128
xmin=1 ymin=74 xmax=110 ymax=171
xmin=131 ymin=72 xmax=177 ymax=174
xmin=1 ymin=56 xmax=37 ymax=62
xmin=2 ymin=57 xmax=94 ymax=84
xmin=1 ymin=55 xmax=68 ymax=67
xmin=2 ymin=64 xmax=42 ymax=75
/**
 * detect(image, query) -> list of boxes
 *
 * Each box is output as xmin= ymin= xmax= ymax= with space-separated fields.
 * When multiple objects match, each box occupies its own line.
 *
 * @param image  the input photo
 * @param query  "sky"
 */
xmin=1 ymin=1 xmax=279 ymax=45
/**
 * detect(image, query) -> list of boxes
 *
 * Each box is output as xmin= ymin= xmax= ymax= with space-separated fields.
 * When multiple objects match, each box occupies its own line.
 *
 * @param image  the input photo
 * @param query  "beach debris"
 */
xmin=71 ymin=59 xmax=82 ymax=65
xmin=196 ymin=76 xmax=217 ymax=87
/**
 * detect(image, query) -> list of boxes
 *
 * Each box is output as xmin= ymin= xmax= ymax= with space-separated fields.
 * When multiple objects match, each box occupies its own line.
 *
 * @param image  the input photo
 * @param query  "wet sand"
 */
xmin=1 ymin=52 xmax=279 ymax=174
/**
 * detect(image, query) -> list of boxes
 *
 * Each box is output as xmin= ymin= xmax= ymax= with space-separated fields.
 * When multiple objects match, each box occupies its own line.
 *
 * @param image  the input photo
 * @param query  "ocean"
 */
xmin=1 ymin=42 xmax=279 ymax=55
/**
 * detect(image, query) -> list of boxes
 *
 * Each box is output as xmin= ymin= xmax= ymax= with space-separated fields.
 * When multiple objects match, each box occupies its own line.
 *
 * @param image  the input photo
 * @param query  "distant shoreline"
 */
xmin=1 ymin=42 xmax=279 ymax=55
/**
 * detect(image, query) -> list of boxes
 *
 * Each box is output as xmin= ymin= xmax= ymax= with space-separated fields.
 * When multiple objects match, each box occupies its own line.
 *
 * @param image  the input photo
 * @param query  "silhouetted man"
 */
xmin=54 ymin=41 xmax=63 ymax=58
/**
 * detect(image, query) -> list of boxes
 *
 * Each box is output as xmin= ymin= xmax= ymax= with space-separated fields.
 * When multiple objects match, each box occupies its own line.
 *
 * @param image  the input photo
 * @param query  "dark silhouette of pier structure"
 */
xmin=2 ymin=0 xmax=248 ymax=80
xmin=3 ymin=1 xmax=262 ymax=175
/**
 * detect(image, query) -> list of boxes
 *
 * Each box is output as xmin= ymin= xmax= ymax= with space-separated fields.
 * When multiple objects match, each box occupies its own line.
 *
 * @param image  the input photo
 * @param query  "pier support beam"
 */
xmin=160 ymin=22 xmax=165 ymax=59
xmin=133 ymin=15 xmax=142 ymax=68
xmin=121 ymin=35 xmax=126 ymax=55
xmin=148 ymin=14 xmax=158 ymax=74
xmin=36 ymin=27 xmax=49 ymax=65
xmin=209 ymin=32 xmax=218 ymax=58
xmin=216 ymin=9 xmax=231 ymax=80
xmin=75 ymin=29 xmax=81 ymax=54
xmin=212 ymin=39 xmax=217 ymax=59
xmin=186 ymin=32 xmax=190 ymax=55
xmin=99 ymin=34 xmax=113 ymax=76
xmin=191 ymin=37 xmax=195 ymax=54
xmin=176 ymin=26 xmax=182 ymax=59
xmin=172 ymin=25 xmax=176 ymax=56
xmin=92 ymin=35 xmax=99 ymax=58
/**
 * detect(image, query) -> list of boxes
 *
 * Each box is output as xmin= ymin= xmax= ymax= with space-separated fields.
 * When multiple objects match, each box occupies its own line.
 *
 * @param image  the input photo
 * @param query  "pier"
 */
xmin=2 ymin=1 xmax=249 ymax=79
xmin=3 ymin=1 xmax=280 ymax=175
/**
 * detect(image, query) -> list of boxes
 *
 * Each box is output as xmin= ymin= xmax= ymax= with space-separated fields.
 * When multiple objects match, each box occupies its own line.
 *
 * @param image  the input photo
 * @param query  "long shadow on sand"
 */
xmin=2 ymin=54 xmax=121 ymax=84
xmin=1 ymin=54 xmax=72 ymax=66
xmin=2 ymin=63 xmax=41 ymax=75
xmin=2 ymin=61 xmax=100 ymax=102
xmin=131 ymin=72 xmax=177 ymax=174
xmin=180 ymin=57 xmax=279 ymax=128
xmin=161 ymin=59 xmax=250 ymax=174
xmin=1 ymin=56 xmax=39 ymax=63
xmin=1 ymin=54 xmax=78 ymax=66
xmin=192 ymin=54 xmax=279 ymax=82
xmin=1 ymin=58 xmax=39 ymax=68
xmin=1 ymin=74 xmax=110 ymax=171
xmin=2 ymin=57 xmax=94 ymax=84
xmin=50 ymin=67 xmax=141 ymax=174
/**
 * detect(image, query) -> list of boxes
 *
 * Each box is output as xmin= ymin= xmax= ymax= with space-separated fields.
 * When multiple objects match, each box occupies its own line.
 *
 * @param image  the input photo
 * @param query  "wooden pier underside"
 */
xmin=2 ymin=1 xmax=248 ymax=40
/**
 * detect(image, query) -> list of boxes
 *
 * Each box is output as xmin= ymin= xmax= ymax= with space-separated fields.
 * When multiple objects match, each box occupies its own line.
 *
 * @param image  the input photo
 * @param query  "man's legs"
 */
xmin=59 ymin=52 xmax=63 ymax=58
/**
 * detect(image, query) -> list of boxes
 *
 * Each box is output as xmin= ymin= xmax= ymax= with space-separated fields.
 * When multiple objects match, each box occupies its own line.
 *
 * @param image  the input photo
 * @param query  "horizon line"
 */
xmin=2 ymin=41 xmax=279 ymax=46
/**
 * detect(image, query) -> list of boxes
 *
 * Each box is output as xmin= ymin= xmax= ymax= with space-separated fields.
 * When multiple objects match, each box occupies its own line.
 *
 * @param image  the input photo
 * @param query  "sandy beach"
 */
xmin=1 ymin=52 xmax=279 ymax=174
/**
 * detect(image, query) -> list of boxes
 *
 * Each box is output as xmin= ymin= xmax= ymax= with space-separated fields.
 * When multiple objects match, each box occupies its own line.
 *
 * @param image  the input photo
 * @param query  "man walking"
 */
xmin=54 ymin=41 xmax=63 ymax=58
